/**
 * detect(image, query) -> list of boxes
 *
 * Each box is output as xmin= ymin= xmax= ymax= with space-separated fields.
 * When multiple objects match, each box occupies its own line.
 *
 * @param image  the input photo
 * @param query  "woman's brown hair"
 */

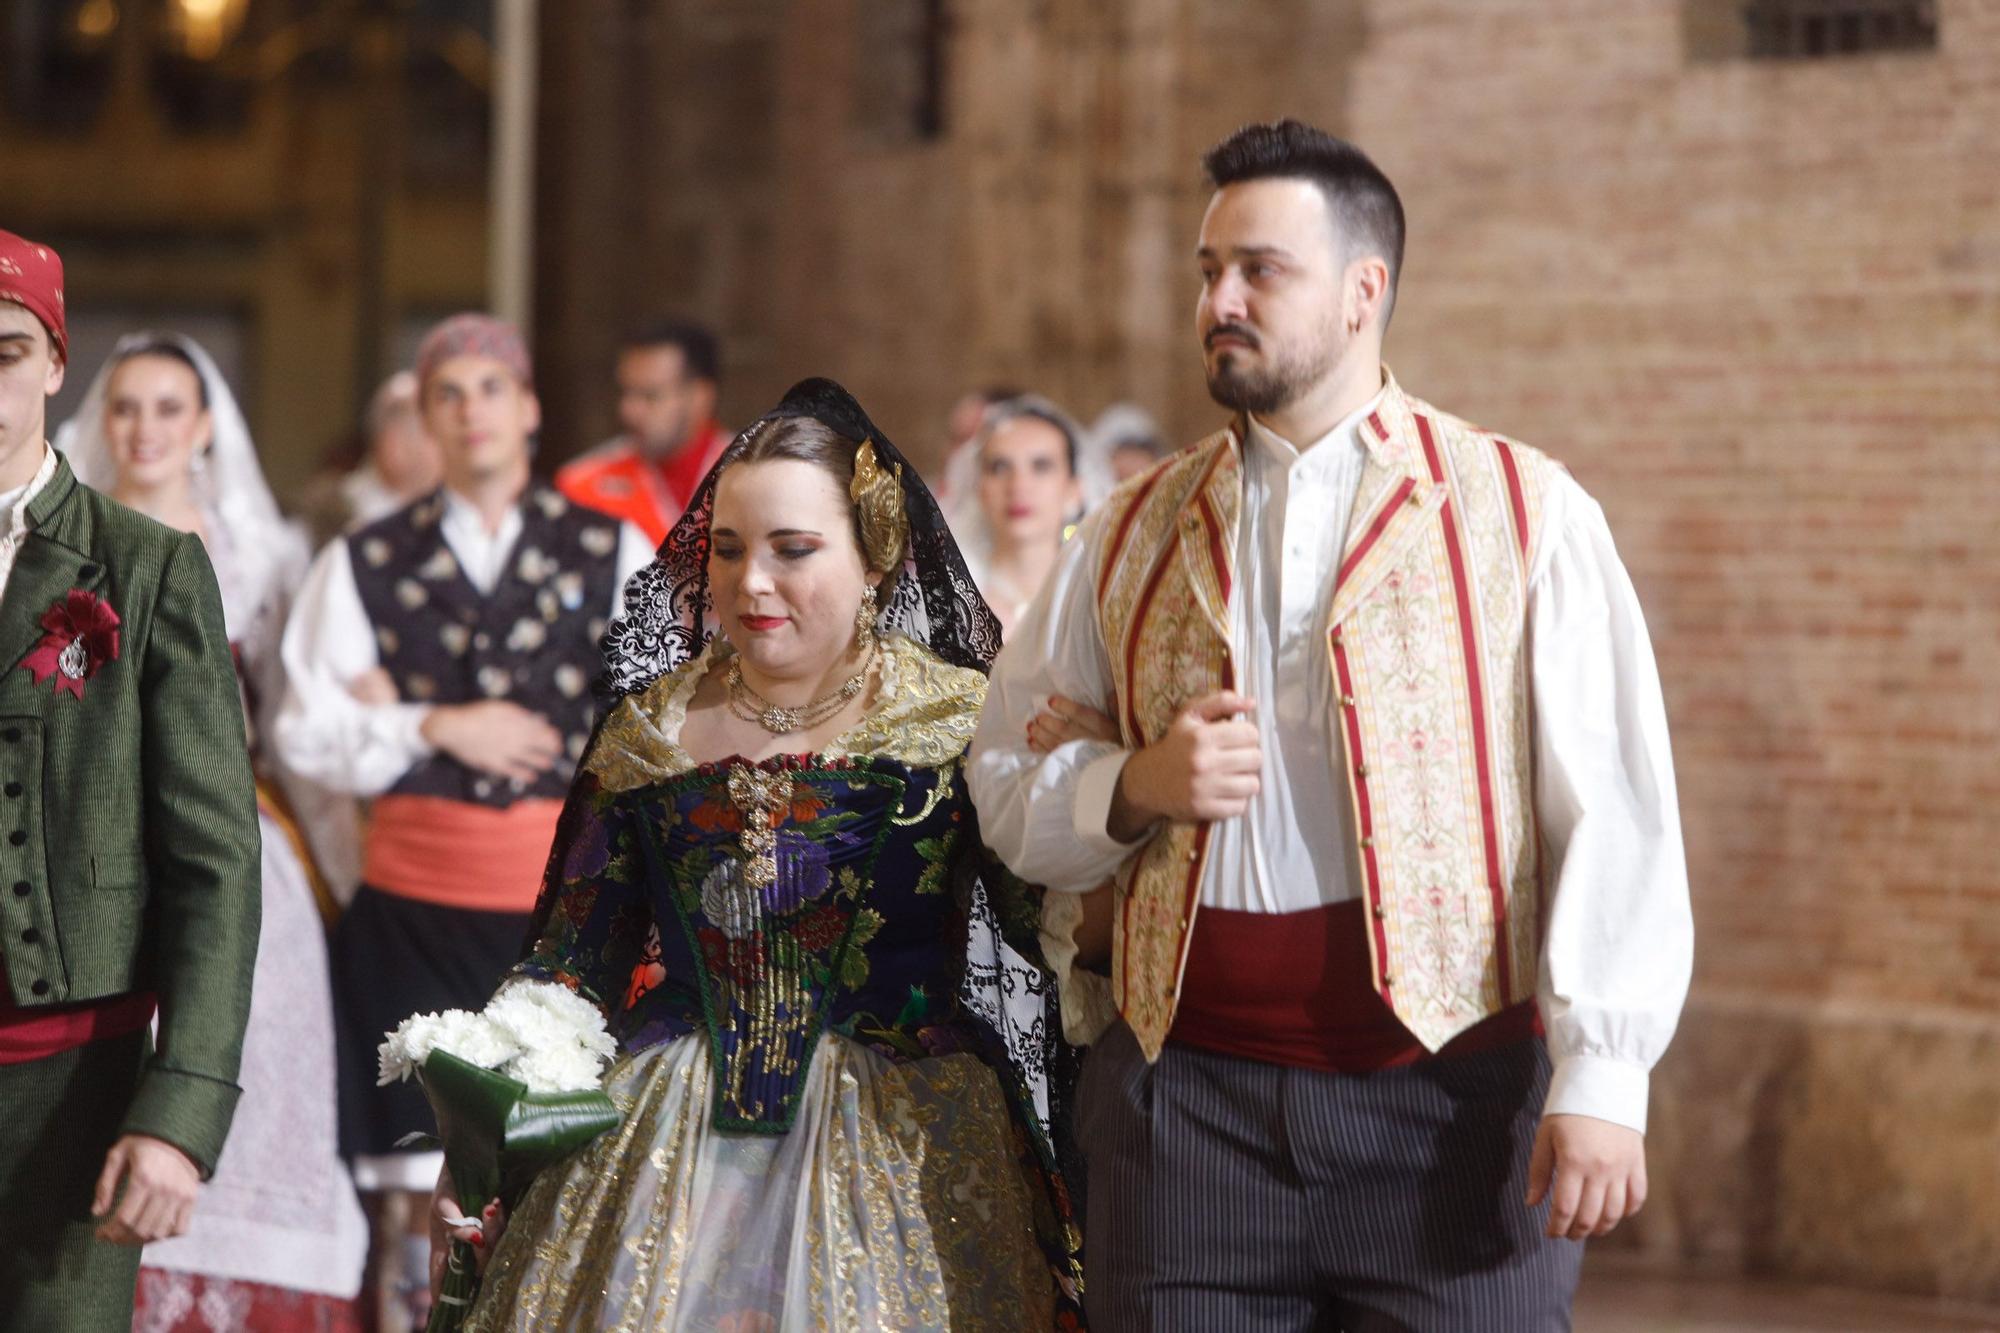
xmin=715 ymin=416 xmax=906 ymax=592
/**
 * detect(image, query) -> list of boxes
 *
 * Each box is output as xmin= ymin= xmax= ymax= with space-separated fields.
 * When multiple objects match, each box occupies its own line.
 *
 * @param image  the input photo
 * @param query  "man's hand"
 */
xmin=1525 ymin=1113 xmax=1648 ymax=1240
xmin=1026 ymin=695 xmax=1120 ymax=752
xmin=421 ymin=701 xmax=565 ymax=785
xmin=347 ymin=666 xmax=400 ymax=705
xmin=1107 ymin=691 xmax=1261 ymax=841
xmin=92 ymin=1134 xmax=201 ymax=1245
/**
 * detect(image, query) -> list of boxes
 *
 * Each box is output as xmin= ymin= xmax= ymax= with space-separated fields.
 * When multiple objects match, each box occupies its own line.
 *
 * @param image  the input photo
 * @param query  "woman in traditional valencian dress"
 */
xmin=448 ymin=379 xmax=1083 ymax=1331
xmin=947 ymin=394 xmax=1090 ymax=640
xmin=59 ymin=334 xmax=369 ymax=1330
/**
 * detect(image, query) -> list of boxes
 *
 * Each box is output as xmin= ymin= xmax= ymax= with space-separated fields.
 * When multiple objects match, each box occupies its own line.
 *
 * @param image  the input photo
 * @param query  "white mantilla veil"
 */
xmin=53 ymin=329 xmax=355 ymax=893
xmin=57 ymin=330 xmax=372 ymax=1288
xmin=1082 ymin=401 xmax=1164 ymax=494
xmin=55 ymin=332 xmax=369 ymax=1294
xmin=55 ymin=330 xmax=304 ymax=633
xmin=941 ymin=393 xmax=1104 ymax=631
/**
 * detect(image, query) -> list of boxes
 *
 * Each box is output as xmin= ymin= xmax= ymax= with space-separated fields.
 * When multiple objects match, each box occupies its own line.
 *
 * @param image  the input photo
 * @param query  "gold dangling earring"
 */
xmin=854 ymin=583 xmax=879 ymax=655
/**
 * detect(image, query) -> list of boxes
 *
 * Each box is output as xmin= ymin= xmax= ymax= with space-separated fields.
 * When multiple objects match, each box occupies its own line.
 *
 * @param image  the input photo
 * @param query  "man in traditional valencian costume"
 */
xmin=970 ymin=122 xmax=1695 ymax=1328
xmin=274 ymin=313 xmax=651 ymax=1318
xmin=555 ymin=318 xmax=729 ymax=545
xmin=0 ymin=230 xmax=262 ymax=1330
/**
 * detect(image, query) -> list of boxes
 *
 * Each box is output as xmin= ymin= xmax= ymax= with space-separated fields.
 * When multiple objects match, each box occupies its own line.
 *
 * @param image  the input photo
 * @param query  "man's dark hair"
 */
xmin=621 ymin=318 xmax=720 ymax=384
xmin=1202 ymin=119 xmax=1406 ymax=322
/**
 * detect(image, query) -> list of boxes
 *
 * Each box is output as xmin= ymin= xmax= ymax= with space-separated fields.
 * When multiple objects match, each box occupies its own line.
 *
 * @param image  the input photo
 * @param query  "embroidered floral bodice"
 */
xmin=517 ymin=634 xmax=1005 ymax=1133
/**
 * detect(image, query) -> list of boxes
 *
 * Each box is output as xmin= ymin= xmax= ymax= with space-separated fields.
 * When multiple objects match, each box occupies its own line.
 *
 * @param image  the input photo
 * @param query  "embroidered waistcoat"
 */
xmin=1095 ymin=377 xmax=1559 ymax=1058
xmin=350 ymin=485 xmax=621 ymax=807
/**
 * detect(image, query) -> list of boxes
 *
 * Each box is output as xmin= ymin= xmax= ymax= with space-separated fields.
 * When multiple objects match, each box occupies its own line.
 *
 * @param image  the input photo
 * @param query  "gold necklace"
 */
xmin=724 ymin=647 xmax=875 ymax=735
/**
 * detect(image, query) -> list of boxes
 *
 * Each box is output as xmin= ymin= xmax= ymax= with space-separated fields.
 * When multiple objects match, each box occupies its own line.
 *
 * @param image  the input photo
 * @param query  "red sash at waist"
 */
xmin=0 ymin=957 xmax=156 ymax=1066
xmin=1167 ymin=900 xmax=1541 ymax=1073
xmin=363 ymin=794 xmax=565 ymax=913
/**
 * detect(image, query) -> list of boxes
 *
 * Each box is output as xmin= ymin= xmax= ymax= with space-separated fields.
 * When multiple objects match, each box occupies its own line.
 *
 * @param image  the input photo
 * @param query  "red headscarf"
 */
xmin=0 ymin=230 xmax=67 ymax=363
xmin=414 ymin=312 xmax=531 ymax=389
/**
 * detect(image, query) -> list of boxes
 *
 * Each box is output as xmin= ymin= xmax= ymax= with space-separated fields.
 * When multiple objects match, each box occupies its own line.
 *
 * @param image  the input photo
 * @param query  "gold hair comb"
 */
xmin=850 ymin=439 xmax=908 ymax=576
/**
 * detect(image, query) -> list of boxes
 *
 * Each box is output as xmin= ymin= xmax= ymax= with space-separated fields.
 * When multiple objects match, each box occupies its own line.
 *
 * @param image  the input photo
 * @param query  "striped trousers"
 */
xmin=1076 ymin=1023 xmax=1582 ymax=1331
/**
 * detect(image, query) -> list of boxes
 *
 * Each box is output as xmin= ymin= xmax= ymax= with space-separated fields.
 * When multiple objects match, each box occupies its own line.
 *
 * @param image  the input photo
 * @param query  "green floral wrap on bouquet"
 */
xmin=419 ymin=1051 xmax=621 ymax=1332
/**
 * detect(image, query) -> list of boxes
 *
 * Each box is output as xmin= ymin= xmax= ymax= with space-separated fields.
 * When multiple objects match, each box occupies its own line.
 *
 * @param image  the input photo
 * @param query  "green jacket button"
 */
xmin=30 ymin=979 xmax=48 ymax=996
xmin=9 ymin=881 xmax=25 ymax=896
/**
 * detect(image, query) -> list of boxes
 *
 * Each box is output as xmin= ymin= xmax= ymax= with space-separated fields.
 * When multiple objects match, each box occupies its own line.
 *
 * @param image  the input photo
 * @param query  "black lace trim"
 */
xmin=600 ymin=377 xmax=1003 ymax=699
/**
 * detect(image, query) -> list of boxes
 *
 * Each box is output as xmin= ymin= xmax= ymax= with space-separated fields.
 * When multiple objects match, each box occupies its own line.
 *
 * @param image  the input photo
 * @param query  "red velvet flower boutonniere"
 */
xmin=21 ymin=588 xmax=120 ymax=699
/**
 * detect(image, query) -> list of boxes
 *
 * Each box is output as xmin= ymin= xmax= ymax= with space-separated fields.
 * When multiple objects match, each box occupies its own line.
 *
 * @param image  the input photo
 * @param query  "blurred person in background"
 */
xmin=931 ymin=382 xmax=1024 ymax=512
xmin=274 ymin=313 xmax=651 ymax=1329
xmin=60 ymin=332 xmax=368 ymax=1329
xmin=1088 ymin=401 xmax=1171 ymax=485
xmin=343 ymin=371 xmax=445 ymax=530
xmin=557 ymin=317 xmax=728 ymax=546
xmin=947 ymin=386 xmax=1000 ymax=455
xmin=951 ymin=394 xmax=1086 ymax=639
xmin=298 ymin=372 xmax=445 ymax=549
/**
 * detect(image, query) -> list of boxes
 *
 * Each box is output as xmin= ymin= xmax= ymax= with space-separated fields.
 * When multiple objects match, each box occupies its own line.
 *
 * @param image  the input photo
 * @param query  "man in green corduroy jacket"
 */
xmin=0 ymin=231 xmax=262 ymax=1331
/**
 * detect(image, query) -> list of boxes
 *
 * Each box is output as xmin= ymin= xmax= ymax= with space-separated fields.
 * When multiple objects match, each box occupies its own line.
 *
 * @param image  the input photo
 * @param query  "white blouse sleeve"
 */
xmin=1531 ymin=472 xmax=1695 ymax=1134
xmin=967 ymin=509 xmax=1141 ymax=894
xmin=272 ymin=537 xmax=436 ymax=796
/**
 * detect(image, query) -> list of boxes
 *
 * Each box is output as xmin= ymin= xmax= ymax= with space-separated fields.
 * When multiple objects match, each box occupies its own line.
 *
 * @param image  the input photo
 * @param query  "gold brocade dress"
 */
xmin=464 ymin=635 xmax=1083 ymax=1332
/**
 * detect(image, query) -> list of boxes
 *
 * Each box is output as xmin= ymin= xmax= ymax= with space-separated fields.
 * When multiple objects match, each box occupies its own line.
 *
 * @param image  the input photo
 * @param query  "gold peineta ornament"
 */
xmin=849 ymin=439 xmax=907 ymax=579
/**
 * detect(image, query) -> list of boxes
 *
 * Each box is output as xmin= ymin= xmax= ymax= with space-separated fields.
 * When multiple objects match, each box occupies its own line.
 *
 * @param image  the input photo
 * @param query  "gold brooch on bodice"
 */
xmin=726 ymin=763 xmax=795 ymax=890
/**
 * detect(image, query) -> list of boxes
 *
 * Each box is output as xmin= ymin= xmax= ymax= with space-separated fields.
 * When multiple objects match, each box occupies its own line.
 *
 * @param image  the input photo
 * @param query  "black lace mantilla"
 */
xmin=600 ymin=377 xmax=1004 ymax=698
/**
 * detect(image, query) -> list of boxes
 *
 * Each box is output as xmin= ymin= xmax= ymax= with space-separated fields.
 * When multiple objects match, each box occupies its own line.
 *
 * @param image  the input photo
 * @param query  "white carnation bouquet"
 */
xmin=379 ymin=980 xmax=623 ymax=1331
xmin=378 ymin=980 xmax=618 ymax=1094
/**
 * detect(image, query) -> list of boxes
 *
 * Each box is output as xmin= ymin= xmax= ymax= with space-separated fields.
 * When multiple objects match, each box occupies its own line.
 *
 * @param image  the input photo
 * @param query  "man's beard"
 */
xmin=1204 ymin=318 xmax=1347 ymax=416
xmin=638 ymin=416 xmax=694 ymax=459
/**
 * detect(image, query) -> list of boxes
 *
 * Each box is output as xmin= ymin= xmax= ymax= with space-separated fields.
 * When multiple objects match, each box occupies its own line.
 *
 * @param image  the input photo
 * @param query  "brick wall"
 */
xmin=536 ymin=0 xmax=1370 ymax=467
xmin=1361 ymin=0 xmax=2000 ymax=1013
xmin=537 ymin=0 xmax=2000 ymax=1297
xmin=1345 ymin=0 xmax=2000 ymax=1295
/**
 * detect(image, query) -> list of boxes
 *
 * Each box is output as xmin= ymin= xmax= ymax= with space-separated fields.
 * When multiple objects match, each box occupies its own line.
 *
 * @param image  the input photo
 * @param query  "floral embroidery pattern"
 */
xmin=505 ymin=652 xmax=1086 ymax=1318
xmin=348 ymin=482 xmax=619 ymax=804
xmin=1092 ymin=433 xmax=1239 ymax=1058
xmin=1096 ymin=389 xmax=1561 ymax=1056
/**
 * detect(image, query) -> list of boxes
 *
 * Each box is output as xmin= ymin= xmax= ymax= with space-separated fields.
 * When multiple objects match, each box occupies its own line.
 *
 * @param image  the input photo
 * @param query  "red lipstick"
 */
xmin=739 ymin=614 xmax=787 ymax=632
